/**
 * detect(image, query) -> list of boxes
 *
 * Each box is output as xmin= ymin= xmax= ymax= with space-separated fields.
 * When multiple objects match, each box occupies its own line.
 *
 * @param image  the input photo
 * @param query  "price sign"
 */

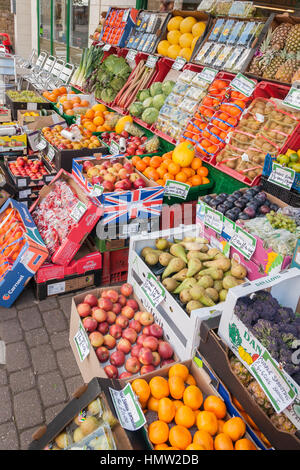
xmin=223 ymin=216 xmax=236 ymax=239
xmin=268 ymin=162 xmax=295 ymax=190
xmin=172 ymin=57 xmax=186 ymax=71
xmin=109 ymin=384 xmax=146 ymax=431
xmin=126 ymin=49 xmax=137 ymax=62
xmin=164 ymin=180 xmax=190 ymax=200
xmin=109 ymin=140 xmax=120 ymax=156
xmin=230 ymin=225 xmax=256 ymax=260
xmin=74 ymin=322 xmax=90 ymax=362
xmin=141 ymin=272 xmax=165 ymax=308
xmin=103 ymin=43 xmax=111 ymax=51
xmin=91 ymin=184 xmax=104 ymax=197
xmin=283 ymin=87 xmax=300 ymax=110
xmin=204 ymin=205 xmax=223 ymax=234
xmin=27 ymin=103 xmax=37 ymax=110
xmin=47 ymin=145 xmax=55 ymax=161
xmin=70 ymin=201 xmax=87 ymax=222
xmin=230 ymin=73 xmax=256 ymax=97
xmin=36 ymin=137 xmax=47 ymax=151
xmin=145 ymin=55 xmax=158 ymax=69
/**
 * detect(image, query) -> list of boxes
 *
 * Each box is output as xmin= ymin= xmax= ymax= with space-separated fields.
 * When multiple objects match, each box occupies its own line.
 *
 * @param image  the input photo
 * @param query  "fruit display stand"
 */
xmin=5 ymin=91 xmax=52 ymax=121
xmin=4 ymin=154 xmax=56 ymax=190
xmin=199 ymin=317 xmax=300 ymax=450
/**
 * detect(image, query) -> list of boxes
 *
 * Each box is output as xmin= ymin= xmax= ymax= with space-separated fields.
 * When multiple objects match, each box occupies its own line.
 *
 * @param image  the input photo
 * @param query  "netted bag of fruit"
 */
xmin=261 ymin=121 xmax=292 ymax=144
xmin=269 ymin=105 xmax=300 ymax=127
xmin=247 ymin=97 xmax=275 ymax=118
xmin=252 ymin=134 xmax=280 ymax=156
xmin=104 ymin=112 xmax=122 ymax=131
xmin=236 ymin=159 xmax=262 ymax=181
xmin=216 ymin=146 xmax=240 ymax=169
xmin=229 ymin=129 xmax=256 ymax=149
xmin=237 ymin=113 xmax=264 ymax=133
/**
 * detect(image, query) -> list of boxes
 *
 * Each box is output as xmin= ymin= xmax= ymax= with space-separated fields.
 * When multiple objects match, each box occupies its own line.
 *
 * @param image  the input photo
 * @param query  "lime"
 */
xmin=289 ymin=153 xmax=299 ymax=163
xmin=276 ymin=154 xmax=285 ymax=162
xmin=278 ymin=155 xmax=290 ymax=166
xmin=291 ymin=163 xmax=300 ymax=173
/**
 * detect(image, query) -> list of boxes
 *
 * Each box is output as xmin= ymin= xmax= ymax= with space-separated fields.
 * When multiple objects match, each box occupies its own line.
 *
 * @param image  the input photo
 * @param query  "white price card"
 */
xmin=172 ymin=57 xmax=186 ymax=71
xmin=47 ymin=281 xmax=66 ymax=296
xmin=70 ymin=201 xmax=87 ymax=222
xmin=91 ymin=183 xmax=104 ymax=197
xmin=230 ymin=73 xmax=256 ymax=97
xmin=126 ymin=49 xmax=137 ymax=62
xmin=222 ymin=216 xmax=236 ymax=239
xmin=230 ymin=225 xmax=256 ymax=260
xmin=74 ymin=322 xmax=90 ymax=362
xmin=109 ymin=384 xmax=146 ymax=431
xmin=36 ymin=137 xmax=47 ymax=151
xmin=47 ymin=145 xmax=55 ymax=161
xmin=164 ymin=180 xmax=190 ymax=200
xmin=283 ymin=86 xmax=300 ymax=110
xmin=145 ymin=55 xmax=158 ymax=69
xmin=27 ymin=102 xmax=37 ymax=110
xmin=204 ymin=205 xmax=223 ymax=234
xmin=250 ymin=350 xmax=296 ymax=414
xmin=109 ymin=140 xmax=120 ymax=156
xmin=141 ymin=272 xmax=165 ymax=308
xmin=199 ymin=67 xmax=218 ymax=84
xmin=102 ymin=43 xmax=111 ymax=51
xmin=17 ymin=178 xmax=27 ymax=188
xmin=268 ymin=162 xmax=295 ymax=190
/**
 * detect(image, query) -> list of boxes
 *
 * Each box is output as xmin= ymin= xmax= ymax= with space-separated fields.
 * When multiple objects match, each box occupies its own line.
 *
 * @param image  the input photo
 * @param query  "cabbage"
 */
xmin=150 ymin=82 xmax=163 ymax=97
xmin=142 ymin=107 xmax=159 ymax=125
xmin=129 ymin=101 xmax=144 ymax=117
xmin=143 ymin=97 xmax=153 ymax=108
xmin=162 ymin=80 xmax=175 ymax=96
xmin=152 ymin=94 xmax=166 ymax=110
xmin=138 ymin=89 xmax=150 ymax=102
xmin=101 ymin=88 xmax=116 ymax=103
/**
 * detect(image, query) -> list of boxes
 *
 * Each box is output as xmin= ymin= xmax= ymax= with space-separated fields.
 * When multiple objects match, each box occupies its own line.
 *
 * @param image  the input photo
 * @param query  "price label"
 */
xmin=204 ymin=205 xmax=223 ymax=234
xmin=141 ymin=272 xmax=165 ymax=308
xmin=91 ymin=183 xmax=104 ymax=197
xmin=223 ymin=216 xmax=236 ymax=239
xmin=70 ymin=201 xmax=87 ymax=222
xmin=103 ymin=43 xmax=111 ymax=51
xmin=172 ymin=57 xmax=186 ymax=71
xmin=164 ymin=180 xmax=190 ymax=200
xmin=27 ymin=103 xmax=37 ymax=110
xmin=126 ymin=49 xmax=137 ymax=62
xmin=19 ymin=189 xmax=31 ymax=199
xmin=268 ymin=162 xmax=295 ymax=190
xmin=255 ymin=113 xmax=265 ymax=123
xmin=47 ymin=145 xmax=55 ymax=161
xmin=230 ymin=226 xmax=256 ymax=260
xmin=230 ymin=73 xmax=256 ymax=97
xmin=58 ymin=103 xmax=64 ymax=114
xmin=17 ymin=178 xmax=27 ymax=188
xmin=74 ymin=322 xmax=90 ymax=362
xmin=109 ymin=384 xmax=146 ymax=431
xmin=109 ymin=140 xmax=120 ymax=155
xmin=145 ymin=55 xmax=158 ymax=69
xmin=36 ymin=137 xmax=47 ymax=151
xmin=241 ymin=152 xmax=249 ymax=162
xmin=122 ymin=223 xmax=139 ymax=236
xmin=283 ymin=86 xmax=300 ymax=110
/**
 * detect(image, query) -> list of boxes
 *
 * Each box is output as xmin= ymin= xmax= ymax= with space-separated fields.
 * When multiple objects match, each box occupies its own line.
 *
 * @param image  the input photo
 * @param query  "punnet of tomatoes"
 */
xmin=130 ymin=363 xmax=258 ymax=450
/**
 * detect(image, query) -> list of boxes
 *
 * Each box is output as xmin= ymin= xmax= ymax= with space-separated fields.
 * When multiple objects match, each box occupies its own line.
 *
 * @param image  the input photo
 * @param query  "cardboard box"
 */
xmin=0 ymin=106 xmax=11 ymax=123
xmin=218 ymin=268 xmax=300 ymax=430
xmin=26 ymin=117 xmax=67 ymax=153
xmin=30 ymin=169 xmax=103 ymax=266
xmin=34 ymin=239 xmax=102 ymax=300
xmin=0 ymin=199 xmax=48 ymax=307
xmin=4 ymin=154 xmax=57 ymax=189
xmin=199 ymin=317 xmax=300 ymax=450
xmin=5 ymin=92 xmax=52 ymax=120
xmin=0 ymin=132 xmax=27 ymax=153
xmin=69 ymin=285 xmax=179 ymax=384
xmin=28 ymin=377 xmax=147 ymax=450
xmin=72 ymin=156 xmax=165 ymax=224
xmin=128 ymin=225 xmax=225 ymax=360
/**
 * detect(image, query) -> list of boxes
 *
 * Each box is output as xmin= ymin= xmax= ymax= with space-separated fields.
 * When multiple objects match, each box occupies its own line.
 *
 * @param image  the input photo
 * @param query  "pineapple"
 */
xmin=249 ymin=29 xmax=272 ymax=76
xmin=270 ymin=412 xmax=297 ymax=434
xmin=292 ymin=67 xmax=300 ymax=82
xmin=229 ymin=356 xmax=253 ymax=386
xmin=285 ymin=24 xmax=300 ymax=53
xmin=262 ymin=50 xmax=287 ymax=80
xmin=247 ymin=380 xmax=274 ymax=416
xmin=270 ymin=22 xmax=293 ymax=51
xmin=275 ymin=51 xmax=300 ymax=83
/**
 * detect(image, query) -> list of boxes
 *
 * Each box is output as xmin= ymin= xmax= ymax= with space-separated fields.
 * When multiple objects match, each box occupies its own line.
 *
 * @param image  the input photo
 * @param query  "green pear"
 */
xmin=198 ymin=268 xmax=224 ymax=280
xmin=187 ymin=258 xmax=202 ymax=277
xmin=162 ymin=278 xmax=179 ymax=292
xmin=170 ymin=243 xmax=188 ymax=263
xmin=172 ymin=268 xmax=188 ymax=281
xmin=213 ymin=280 xmax=223 ymax=292
xmin=156 ymin=238 xmax=169 ymax=251
xmin=162 ymin=257 xmax=186 ymax=280
xmin=197 ymin=275 xmax=214 ymax=288
xmin=203 ymin=257 xmax=231 ymax=272
xmin=219 ymin=289 xmax=228 ymax=301
xmin=145 ymin=252 xmax=159 ymax=266
xmin=186 ymin=300 xmax=203 ymax=315
xmin=222 ymin=275 xmax=239 ymax=290
xmin=159 ymin=252 xmax=174 ymax=267
xmin=173 ymin=277 xmax=197 ymax=294
xmin=179 ymin=288 xmax=193 ymax=304
xmin=187 ymin=251 xmax=211 ymax=261
xmin=205 ymin=287 xmax=219 ymax=303
xmin=189 ymin=285 xmax=205 ymax=301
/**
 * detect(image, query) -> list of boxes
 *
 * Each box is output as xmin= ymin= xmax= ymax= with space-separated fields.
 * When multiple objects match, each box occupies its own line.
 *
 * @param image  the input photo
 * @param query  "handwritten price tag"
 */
xmin=141 ymin=273 xmax=165 ymax=308
xmin=102 ymin=44 xmax=111 ymax=51
xmin=204 ymin=205 xmax=223 ymax=234
xmin=47 ymin=145 xmax=55 ymax=161
xmin=70 ymin=201 xmax=87 ymax=223
xmin=172 ymin=57 xmax=186 ymax=71
xmin=74 ymin=323 xmax=90 ymax=362
xmin=109 ymin=140 xmax=120 ymax=156
xmin=283 ymin=86 xmax=300 ymax=110
xmin=109 ymin=384 xmax=146 ymax=431
xmin=268 ymin=162 xmax=295 ymax=190
xmin=230 ymin=226 xmax=256 ymax=260
xmin=164 ymin=180 xmax=190 ymax=200
xmin=230 ymin=73 xmax=256 ymax=97
xmin=145 ymin=55 xmax=158 ymax=69
xmin=36 ymin=137 xmax=47 ymax=151
xmin=126 ymin=49 xmax=137 ymax=61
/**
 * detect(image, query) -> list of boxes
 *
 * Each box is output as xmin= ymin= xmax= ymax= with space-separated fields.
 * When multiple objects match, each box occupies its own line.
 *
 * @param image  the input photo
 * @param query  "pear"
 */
xmin=199 ymin=244 xmax=209 ymax=253
xmin=172 ymin=268 xmax=188 ymax=281
xmin=195 ymin=237 xmax=209 ymax=244
xmin=156 ymin=238 xmax=169 ymax=251
xmin=181 ymin=242 xmax=206 ymax=251
xmin=198 ymin=268 xmax=224 ymax=280
xmin=198 ymin=293 xmax=216 ymax=307
xmin=162 ymin=278 xmax=179 ymax=292
xmin=203 ymin=257 xmax=231 ymax=272
xmin=213 ymin=280 xmax=223 ymax=292
xmin=162 ymin=257 xmax=186 ymax=280
xmin=141 ymin=247 xmax=154 ymax=258
xmin=222 ymin=275 xmax=239 ymax=290
xmin=187 ymin=258 xmax=202 ymax=277
xmin=189 ymin=285 xmax=205 ymax=301
xmin=179 ymin=288 xmax=193 ymax=304
xmin=183 ymin=236 xmax=196 ymax=242
xmin=207 ymin=248 xmax=221 ymax=258
xmin=205 ymin=287 xmax=219 ymax=303
xmin=231 ymin=263 xmax=247 ymax=279
xmin=197 ymin=275 xmax=214 ymax=288
xmin=186 ymin=300 xmax=203 ymax=315
xmin=173 ymin=277 xmax=197 ymax=294
xmin=159 ymin=252 xmax=174 ymax=267
xmin=170 ymin=243 xmax=188 ymax=263
xmin=219 ymin=289 xmax=228 ymax=301
xmin=187 ymin=251 xmax=211 ymax=261
xmin=145 ymin=252 xmax=159 ymax=266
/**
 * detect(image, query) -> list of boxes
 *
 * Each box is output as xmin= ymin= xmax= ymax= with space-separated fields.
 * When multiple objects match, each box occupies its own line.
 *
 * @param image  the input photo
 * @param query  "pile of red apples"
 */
xmin=77 ymin=283 xmax=174 ymax=379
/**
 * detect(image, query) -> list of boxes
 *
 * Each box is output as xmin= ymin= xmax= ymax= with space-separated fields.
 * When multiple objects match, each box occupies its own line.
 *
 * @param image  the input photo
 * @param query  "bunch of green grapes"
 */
xmin=266 ymin=211 xmax=297 ymax=233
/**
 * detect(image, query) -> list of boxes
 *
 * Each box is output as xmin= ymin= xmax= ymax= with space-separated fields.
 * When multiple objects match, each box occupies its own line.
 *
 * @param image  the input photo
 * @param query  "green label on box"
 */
xmin=70 ymin=201 xmax=87 ymax=222
xmin=141 ymin=272 xmax=165 ymax=307
xmin=164 ymin=180 xmax=190 ymax=200
xmin=109 ymin=140 xmax=120 ymax=156
xmin=74 ymin=322 xmax=90 ymax=362
xmin=199 ymin=67 xmax=218 ymax=83
xmin=172 ymin=57 xmax=186 ymax=71
xmin=47 ymin=145 xmax=55 ymax=161
xmin=283 ymin=86 xmax=300 ymax=110
xmin=230 ymin=225 xmax=256 ymax=260
xmin=230 ymin=73 xmax=256 ymax=97
xmin=126 ymin=49 xmax=137 ymax=61
xmin=145 ymin=55 xmax=158 ymax=69
xmin=204 ymin=204 xmax=223 ymax=234
xmin=109 ymin=383 xmax=146 ymax=431
xmin=268 ymin=162 xmax=295 ymax=190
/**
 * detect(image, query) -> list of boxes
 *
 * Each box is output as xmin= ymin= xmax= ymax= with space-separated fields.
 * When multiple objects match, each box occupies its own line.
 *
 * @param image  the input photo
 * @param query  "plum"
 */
xmin=234 ymin=200 xmax=246 ymax=209
xmin=243 ymin=207 xmax=256 ymax=218
xmin=259 ymin=205 xmax=271 ymax=214
xmin=239 ymin=213 xmax=250 ymax=220
xmin=223 ymin=201 xmax=234 ymax=210
xmin=217 ymin=204 xmax=227 ymax=214
xmin=203 ymin=195 xmax=213 ymax=204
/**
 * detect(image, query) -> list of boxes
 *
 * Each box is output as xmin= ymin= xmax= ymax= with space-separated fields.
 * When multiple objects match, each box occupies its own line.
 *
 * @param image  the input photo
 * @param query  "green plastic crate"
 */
xmin=206 ymin=164 xmax=247 ymax=195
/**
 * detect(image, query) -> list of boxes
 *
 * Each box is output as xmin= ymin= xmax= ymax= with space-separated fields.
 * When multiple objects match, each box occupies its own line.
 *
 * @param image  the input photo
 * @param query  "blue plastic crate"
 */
xmin=262 ymin=153 xmax=300 ymax=193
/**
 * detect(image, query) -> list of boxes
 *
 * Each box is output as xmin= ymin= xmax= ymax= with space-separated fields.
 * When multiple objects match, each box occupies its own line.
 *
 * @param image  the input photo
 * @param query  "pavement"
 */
xmin=0 ymin=285 xmax=86 ymax=450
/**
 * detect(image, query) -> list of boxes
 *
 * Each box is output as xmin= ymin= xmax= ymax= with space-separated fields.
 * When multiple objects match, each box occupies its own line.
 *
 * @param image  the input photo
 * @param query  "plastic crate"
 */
xmin=100 ymin=248 xmax=129 ymax=286
xmin=253 ymin=80 xmax=290 ymax=100
xmin=261 ymin=175 xmax=300 ymax=208
xmin=262 ymin=153 xmax=300 ymax=194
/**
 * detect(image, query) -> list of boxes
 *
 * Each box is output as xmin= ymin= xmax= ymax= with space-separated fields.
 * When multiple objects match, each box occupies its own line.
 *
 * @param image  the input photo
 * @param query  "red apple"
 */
xmin=126 ymin=299 xmax=139 ymax=312
xmin=102 ymin=180 xmax=114 ymax=192
xmin=97 ymin=321 xmax=109 ymax=335
xmin=161 ymin=359 xmax=175 ymax=367
xmin=125 ymin=357 xmax=141 ymax=374
xmin=84 ymin=294 xmax=98 ymax=307
xmin=158 ymin=341 xmax=174 ymax=360
xmin=98 ymin=298 xmax=113 ymax=311
xmin=103 ymin=334 xmax=116 ymax=350
xmin=91 ymin=175 xmax=104 ymax=185
xmin=106 ymin=311 xmax=117 ymax=325
xmin=120 ymin=283 xmax=133 ymax=297
xmin=83 ymin=316 xmax=98 ymax=333
xmin=105 ymin=289 xmax=119 ymax=303
xmin=121 ymin=306 xmax=135 ymax=320
xmin=148 ymin=323 xmax=163 ymax=339
xmin=118 ymin=294 xmax=127 ymax=307
xmin=134 ymin=312 xmax=143 ymax=322
xmin=83 ymin=161 xmax=94 ymax=172
xmin=142 ymin=326 xmax=151 ymax=336
xmin=117 ymin=338 xmax=131 ymax=355
xmin=139 ymin=347 xmax=153 ymax=365
xmin=112 ymin=302 xmax=122 ymax=315
xmin=115 ymin=315 xmax=129 ymax=329
xmin=109 ymin=324 xmax=122 ymax=339
xmin=92 ymin=307 xmax=107 ymax=323
xmin=133 ymin=178 xmax=146 ymax=190
xmin=119 ymin=371 xmax=132 ymax=379
xmin=131 ymin=344 xmax=142 ymax=358
xmin=152 ymin=351 xmax=161 ymax=367
xmin=143 ymin=336 xmax=158 ymax=351
xmin=129 ymin=319 xmax=142 ymax=333
xmin=104 ymin=365 xmax=118 ymax=379
xmin=89 ymin=331 xmax=104 ymax=348
xmin=137 ymin=334 xmax=147 ymax=346
xmin=96 ymin=346 xmax=109 ymax=363
xmin=140 ymin=365 xmax=155 ymax=375
xmin=122 ymin=328 xmax=137 ymax=344
xmin=77 ymin=303 xmax=91 ymax=318
xmin=110 ymin=350 xmax=125 ymax=367
xmin=140 ymin=312 xmax=154 ymax=326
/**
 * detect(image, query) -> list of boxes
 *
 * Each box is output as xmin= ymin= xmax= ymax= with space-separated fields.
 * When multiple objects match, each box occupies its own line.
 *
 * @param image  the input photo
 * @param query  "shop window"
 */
xmin=39 ymin=0 xmax=51 ymax=53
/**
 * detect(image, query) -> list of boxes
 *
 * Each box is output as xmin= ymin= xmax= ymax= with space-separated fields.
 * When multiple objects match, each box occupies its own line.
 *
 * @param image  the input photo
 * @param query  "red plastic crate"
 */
xmin=100 ymin=248 xmax=129 ymax=286
xmin=253 ymin=81 xmax=290 ymax=100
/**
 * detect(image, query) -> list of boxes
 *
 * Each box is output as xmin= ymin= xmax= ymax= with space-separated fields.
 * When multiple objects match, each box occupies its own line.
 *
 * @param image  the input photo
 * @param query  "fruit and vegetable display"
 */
xmin=45 ymin=394 xmax=118 ymax=450
xmin=41 ymin=124 xmax=102 ymax=150
xmin=132 ymin=363 xmax=257 ymax=450
xmin=99 ymin=8 xmax=137 ymax=47
xmin=6 ymin=90 xmax=47 ymax=103
xmin=94 ymin=54 xmax=132 ymax=103
xmin=157 ymin=15 xmax=207 ymax=61
xmin=129 ymin=80 xmax=175 ymax=124
xmin=141 ymin=235 xmax=247 ymax=313
xmin=248 ymin=22 xmax=300 ymax=84
xmin=275 ymin=148 xmax=300 ymax=173
xmin=71 ymin=45 xmax=104 ymax=91
xmin=42 ymin=86 xmax=69 ymax=103
xmin=99 ymin=131 xmax=160 ymax=157
xmin=127 ymin=11 xmax=170 ymax=54
xmin=76 ymin=284 xmax=175 ymax=379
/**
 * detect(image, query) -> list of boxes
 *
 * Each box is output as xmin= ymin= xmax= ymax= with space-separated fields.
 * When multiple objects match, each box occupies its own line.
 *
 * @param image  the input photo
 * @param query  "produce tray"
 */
xmin=100 ymin=247 xmax=129 ymax=286
xmin=5 ymin=93 xmax=52 ymax=121
xmin=262 ymin=153 xmax=300 ymax=194
xmin=99 ymin=7 xmax=139 ymax=48
xmin=4 ymin=154 xmax=56 ymax=189
xmin=260 ymin=175 xmax=300 ymax=208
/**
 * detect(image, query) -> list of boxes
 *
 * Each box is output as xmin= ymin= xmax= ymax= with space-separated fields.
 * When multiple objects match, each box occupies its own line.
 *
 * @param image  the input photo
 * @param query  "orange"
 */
xmin=214 ymin=433 xmax=234 ymax=450
xmin=169 ymin=375 xmax=185 ymax=400
xmin=130 ymin=379 xmax=150 ymax=401
xmin=148 ymin=420 xmax=169 ymax=445
xmin=157 ymin=179 xmax=165 ymax=186
xmin=202 ymin=177 xmax=210 ymax=185
xmin=132 ymin=156 xmax=141 ymax=166
xmin=185 ymin=374 xmax=196 ymax=386
xmin=235 ymin=438 xmax=256 ymax=450
xmin=86 ymin=123 xmax=97 ymax=132
xmin=147 ymin=168 xmax=160 ymax=181
xmin=162 ymin=151 xmax=173 ymax=160
xmin=93 ymin=115 xmax=104 ymax=127
xmin=150 ymin=156 xmax=162 ymax=168
xmin=190 ymin=175 xmax=202 ymax=186
xmin=157 ymin=166 xmax=166 ymax=179
xmin=222 ymin=417 xmax=246 ymax=442
xmin=85 ymin=109 xmax=95 ymax=120
xmin=169 ymin=364 xmax=189 ymax=381
xmin=144 ymin=167 xmax=153 ymax=178
xmin=167 ymin=447 xmax=180 ymax=450
xmin=169 ymin=425 xmax=192 ymax=450
xmin=193 ymin=430 xmax=214 ymax=450
xmin=154 ymin=443 xmax=169 ymax=450
xmin=182 ymin=167 xmax=195 ymax=178
xmin=173 ymin=400 xmax=184 ymax=412
xmin=96 ymin=125 xmax=106 ymax=132
xmin=143 ymin=156 xmax=151 ymax=166
xmin=161 ymin=160 xmax=171 ymax=170
xmin=136 ymin=160 xmax=147 ymax=172
xmin=183 ymin=385 xmax=203 ymax=410
xmin=149 ymin=376 xmax=169 ymax=400
xmin=241 ymin=412 xmax=259 ymax=431
xmin=203 ymin=395 xmax=227 ymax=419
xmin=163 ymin=172 xmax=174 ymax=182
xmin=191 ymin=157 xmax=202 ymax=171
xmin=217 ymin=420 xmax=225 ymax=433
xmin=186 ymin=444 xmax=205 ymax=450
xmin=197 ymin=166 xmax=209 ymax=177
xmin=175 ymin=405 xmax=195 ymax=428
xmin=196 ymin=411 xmax=218 ymax=436
xmin=168 ymin=161 xmax=181 ymax=175
xmin=147 ymin=396 xmax=159 ymax=412
xmin=158 ymin=397 xmax=176 ymax=423
xmin=63 ymin=101 xmax=73 ymax=111
xmin=92 ymin=103 xmax=106 ymax=112
xmin=94 ymin=110 xmax=104 ymax=118
xmin=175 ymin=171 xmax=188 ymax=183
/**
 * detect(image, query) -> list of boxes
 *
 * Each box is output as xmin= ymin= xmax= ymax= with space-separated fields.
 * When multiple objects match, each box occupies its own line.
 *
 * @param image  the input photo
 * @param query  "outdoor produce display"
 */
xmin=41 ymin=124 xmax=103 ymax=150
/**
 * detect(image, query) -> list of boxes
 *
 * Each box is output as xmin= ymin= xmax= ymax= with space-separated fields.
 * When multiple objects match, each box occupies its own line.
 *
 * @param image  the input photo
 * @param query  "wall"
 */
xmin=0 ymin=0 xmax=15 ymax=49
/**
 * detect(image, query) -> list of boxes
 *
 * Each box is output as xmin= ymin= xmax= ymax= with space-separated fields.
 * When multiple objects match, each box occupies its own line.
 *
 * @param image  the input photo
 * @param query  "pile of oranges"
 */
xmin=131 ymin=363 xmax=257 ymax=451
xmin=42 ymin=86 xmax=69 ymax=103
xmin=79 ymin=103 xmax=116 ymax=133
xmin=131 ymin=152 xmax=210 ymax=187
xmin=0 ymin=207 xmax=26 ymax=280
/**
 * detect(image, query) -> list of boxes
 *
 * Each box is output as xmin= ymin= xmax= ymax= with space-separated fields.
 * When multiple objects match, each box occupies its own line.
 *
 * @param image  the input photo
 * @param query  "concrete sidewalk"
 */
xmin=0 ymin=286 xmax=85 ymax=450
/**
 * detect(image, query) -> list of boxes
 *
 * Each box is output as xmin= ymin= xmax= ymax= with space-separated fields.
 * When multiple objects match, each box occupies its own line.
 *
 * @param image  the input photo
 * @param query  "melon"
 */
xmin=172 ymin=141 xmax=195 ymax=167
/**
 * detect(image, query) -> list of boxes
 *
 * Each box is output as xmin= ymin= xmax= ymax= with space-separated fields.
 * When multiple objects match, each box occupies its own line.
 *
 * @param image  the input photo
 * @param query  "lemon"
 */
xmin=157 ymin=40 xmax=170 ymax=56
xmin=167 ymin=16 xmax=183 ymax=32
xmin=168 ymin=44 xmax=181 ymax=59
xmin=167 ymin=30 xmax=181 ymax=45
xmin=192 ymin=22 xmax=206 ymax=38
xmin=179 ymin=47 xmax=192 ymax=61
xmin=191 ymin=36 xmax=199 ymax=51
xmin=180 ymin=16 xmax=197 ymax=34
xmin=179 ymin=33 xmax=194 ymax=49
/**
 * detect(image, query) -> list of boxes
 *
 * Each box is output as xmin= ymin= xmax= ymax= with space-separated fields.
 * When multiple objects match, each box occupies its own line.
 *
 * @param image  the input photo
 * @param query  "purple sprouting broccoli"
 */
xmin=234 ymin=296 xmax=259 ymax=327
xmin=280 ymin=323 xmax=298 ymax=336
xmin=282 ymin=333 xmax=298 ymax=348
xmin=274 ymin=307 xmax=295 ymax=324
